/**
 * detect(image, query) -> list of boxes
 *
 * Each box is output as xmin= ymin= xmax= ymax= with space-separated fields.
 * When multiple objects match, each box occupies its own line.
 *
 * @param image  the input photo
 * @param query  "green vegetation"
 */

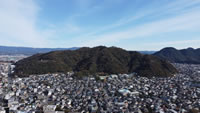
xmin=154 ymin=47 xmax=200 ymax=64
xmin=14 ymin=46 xmax=177 ymax=77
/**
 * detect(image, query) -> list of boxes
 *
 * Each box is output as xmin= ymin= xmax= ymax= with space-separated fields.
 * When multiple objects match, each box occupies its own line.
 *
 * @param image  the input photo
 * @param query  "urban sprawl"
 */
xmin=0 ymin=56 xmax=200 ymax=113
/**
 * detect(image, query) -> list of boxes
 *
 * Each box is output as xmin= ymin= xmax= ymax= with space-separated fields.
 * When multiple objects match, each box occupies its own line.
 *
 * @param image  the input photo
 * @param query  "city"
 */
xmin=0 ymin=62 xmax=199 ymax=113
xmin=1 ymin=0 xmax=200 ymax=113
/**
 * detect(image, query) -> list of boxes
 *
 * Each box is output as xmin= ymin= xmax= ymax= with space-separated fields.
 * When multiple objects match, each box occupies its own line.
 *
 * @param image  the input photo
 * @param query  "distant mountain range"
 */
xmin=0 ymin=45 xmax=156 ymax=55
xmin=154 ymin=47 xmax=200 ymax=64
xmin=14 ymin=46 xmax=177 ymax=77
xmin=0 ymin=45 xmax=79 ymax=55
xmin=1 ymin=45 xmax=200 ymax=64
xmin=138 ymin=51 xmax=156 ymax=54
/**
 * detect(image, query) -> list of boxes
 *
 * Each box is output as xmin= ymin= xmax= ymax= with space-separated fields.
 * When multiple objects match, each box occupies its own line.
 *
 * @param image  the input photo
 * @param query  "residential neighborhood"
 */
xmin=0 ymin=63 xmax=199 ymax=113
xmin=1 ymin=0 xmax=200 ymax=112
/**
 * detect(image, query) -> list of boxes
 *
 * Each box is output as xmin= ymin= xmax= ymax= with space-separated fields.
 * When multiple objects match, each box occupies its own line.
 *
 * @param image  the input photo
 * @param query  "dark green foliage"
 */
xmin=14 ymin=46 xmax=177 ymax=77
xmin=189 ymin=108 xmax=200 ymax=113
xmin=55 ymin=105 xmax=63 ymax=111
xmin=154 ymin=47 xmax=200 ymax=64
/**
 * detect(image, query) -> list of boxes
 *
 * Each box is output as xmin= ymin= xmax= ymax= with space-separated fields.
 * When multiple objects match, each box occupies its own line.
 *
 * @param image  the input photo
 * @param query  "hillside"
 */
xmin=154 ymin=47 xmax=200 ymax=64
xmin=14 ymin=46 xmax=177 ymax=77
xmin=0 ymin=45 xmax=79 ymax=55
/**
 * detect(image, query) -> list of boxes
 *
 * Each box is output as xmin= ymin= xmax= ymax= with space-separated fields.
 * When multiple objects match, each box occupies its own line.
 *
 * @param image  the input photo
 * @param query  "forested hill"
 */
xmin=154 ymin=47 xmax=200 ymax=64
xmin=14 ymin=46 xmax=177 ymax=77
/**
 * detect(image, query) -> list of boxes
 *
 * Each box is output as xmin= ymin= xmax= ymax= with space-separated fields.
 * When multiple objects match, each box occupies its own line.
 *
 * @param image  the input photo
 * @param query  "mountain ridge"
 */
xmin=154 ymin=47 xmax=200 ymax=64
xmin=14 ymin=46 xmax=177 ymax=77
xmin=0 ymin=45 xmax=157 ymax=55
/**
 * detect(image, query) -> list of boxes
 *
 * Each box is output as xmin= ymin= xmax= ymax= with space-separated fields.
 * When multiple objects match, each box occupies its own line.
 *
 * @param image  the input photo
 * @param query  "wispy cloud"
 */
xmin=76 ymin=0 xmax=200 ymax=36
xmin=79 ymin=0 xmax=200 ymax=47
xmin=0 ymin=0 xmax=199 ymax=49
xmin=81 ymin=11 xmax=200 ymax=46
xmin=0 ymin=0 xmax=50 ymax=47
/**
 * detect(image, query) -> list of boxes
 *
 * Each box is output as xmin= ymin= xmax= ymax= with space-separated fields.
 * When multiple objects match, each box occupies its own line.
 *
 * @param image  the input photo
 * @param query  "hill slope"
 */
xmin=154 ymin=47 xmax=200 ymax=64
xmin=14 ymin=46 xmax=177 ymax=77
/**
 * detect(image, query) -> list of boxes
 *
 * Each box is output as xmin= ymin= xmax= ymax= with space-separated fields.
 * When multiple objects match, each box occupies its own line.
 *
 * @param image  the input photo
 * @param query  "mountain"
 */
xmin=14 ymin=46 xmax=177 ymax=77
xmin=0 ymin=45 xmax=79 ymax=55
xmin=154 ymin=47 xmax=200 ymax=64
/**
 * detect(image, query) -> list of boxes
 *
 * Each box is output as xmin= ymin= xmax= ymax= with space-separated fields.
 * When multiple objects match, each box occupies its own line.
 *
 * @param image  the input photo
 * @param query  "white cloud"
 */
xmin=0 ymin=0 xmax=49 ymax=47
xmin=75 ymin=0 xmax=200 ymax=39
xmin=81 ymin=11 xmax=200 ymax=46
xmin=80 ymin=0 xmax=200 ymax=47
xmin=0 ymin=0 xmax=200 ymax=49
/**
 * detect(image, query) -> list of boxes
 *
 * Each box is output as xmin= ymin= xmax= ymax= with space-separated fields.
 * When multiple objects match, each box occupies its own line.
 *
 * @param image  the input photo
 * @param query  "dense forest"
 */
xmin=14 ymin=46 xmax=177 ymax=77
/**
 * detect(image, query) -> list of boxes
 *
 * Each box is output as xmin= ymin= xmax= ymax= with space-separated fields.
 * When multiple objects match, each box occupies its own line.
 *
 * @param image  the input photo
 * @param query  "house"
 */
xmin=130 ymin=91 xmax=140 ymax=95
xmin=17 ymin=111 xmax=28 ymax=113
xmin=0 ymin=110 xmax=6 ymax=113
xmin=43 ymin=111 xmax=64 ymax=113
xmin=99 ymin=76 xmax=107 ymax=81
xmin=118 ymin=89 xmax=131 ymax=96
xmin=110 ymin=74 xmax=118 ymax=79
xmin=43 ymin=105 xmax=57 ymax=113
xmin=55 ymin=112 xmax=64 ymax=113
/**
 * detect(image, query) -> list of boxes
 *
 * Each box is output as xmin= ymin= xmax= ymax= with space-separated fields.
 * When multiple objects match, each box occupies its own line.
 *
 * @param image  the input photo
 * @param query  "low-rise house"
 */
xmin=118 ymin=89 xmax=131 ymax=96
xmin=110 ymin=74 xmax=118 ymax=79
xmin=0 ymin=110 xmax=6 ymax=113
xmin=43 ymin=105 xmax=57 ymax=113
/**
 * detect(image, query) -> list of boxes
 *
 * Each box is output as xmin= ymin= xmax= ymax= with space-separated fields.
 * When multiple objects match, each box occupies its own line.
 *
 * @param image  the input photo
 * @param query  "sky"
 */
xmin=0 ymin=0 xmax=200 ymax=50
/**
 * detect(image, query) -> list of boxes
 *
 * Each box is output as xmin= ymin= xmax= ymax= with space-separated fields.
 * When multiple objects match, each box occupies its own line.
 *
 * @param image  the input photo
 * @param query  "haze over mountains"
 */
xmin=0 ymin=46 xmax=79 ymax=55
xmin=0 ymin=45 xmax=156 ymax=55
xmin=1 ymin=45 xmax=200 ymax=64
xmin=14 ymin=46 xmax=177 ymax=78
xmin=154 ymin=47 xmax=200 ymax=64
xmin=2 ymin=45 xmax=200 ymax=78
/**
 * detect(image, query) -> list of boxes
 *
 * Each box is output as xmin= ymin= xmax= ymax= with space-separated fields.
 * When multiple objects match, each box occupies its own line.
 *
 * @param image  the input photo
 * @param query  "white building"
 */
xmin=43 ymin=105 xmax=57 ymax=113
xmin=0 ymin=110 xmax=6 ymax=113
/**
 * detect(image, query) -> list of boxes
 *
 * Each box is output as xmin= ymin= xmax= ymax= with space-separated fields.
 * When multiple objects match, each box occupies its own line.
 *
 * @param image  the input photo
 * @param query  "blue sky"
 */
xmin=0 ymin=0 xmax=200 ymax=50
